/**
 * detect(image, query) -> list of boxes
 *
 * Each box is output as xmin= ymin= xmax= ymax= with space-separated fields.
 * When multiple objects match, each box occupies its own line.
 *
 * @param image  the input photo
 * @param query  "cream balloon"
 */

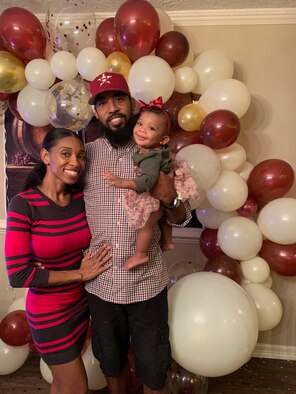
xmin=236 ymin=161 xmax=254 ymax=181
xmin=128 ymin=55 xmax=175 ymax=103
xmin=25 ymin=59 xmax=56 ymax=90
xmin=257 ymin=198 xmax=296 ymax=245
xmin=240 ymin=257 xmax=270 ymax=284
xmin=192 ymin=49 xmax=234 ymax=94
xmin=76 ymin=47 xmax=106 ymax=81
xmin=215 ymin=143 xmax=247 ymax=171
xmin=0 ymin=340 xmax=30 ymax=375
xmin=82 ymin=343 xmax=107 ymax=390
xmin=176 ymin=144 xmax=220 ymax=191
xmin=174 ymin=66 xmax=198 ymax=94
xmin=218 ymin=216 xmax=263 ymax=260
xmin=206 ymin=170 xmax=248 ymax=212
xmin=242 ymin=284 xmax=282 ymax=331
xmin=196 ymin=199 xmax=237 ymax=229
xmin=17 ymin=85 xmax=49 ymax=127
xmin=156 ymin=8 xmax=174 ymax=36
xmin=40 ymin=358 xmax=53 ymax=384
xmin=261 ymin=275 xmax=273 ymax=289
xmin=50 ymin=51 xmax=78 ymax=81
xmin=168 ymin=272 xmax=258 ymax=377
xmin=199 ymin=78 xmax=251 ymax=118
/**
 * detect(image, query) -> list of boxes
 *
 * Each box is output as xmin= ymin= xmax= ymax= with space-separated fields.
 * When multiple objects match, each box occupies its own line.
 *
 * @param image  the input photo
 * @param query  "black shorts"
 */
xmin=86 ymin=288 xmax=171 ymax=390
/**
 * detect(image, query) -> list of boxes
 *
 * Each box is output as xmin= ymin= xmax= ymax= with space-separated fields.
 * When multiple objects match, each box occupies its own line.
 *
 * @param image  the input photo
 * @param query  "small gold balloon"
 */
xmin=177 ymin=102 xmax=206 ymax=132
xmin=105 ymin=51 xmax=132 ymax=77
xmin=0 ymin=51 xmax=27 ymax=94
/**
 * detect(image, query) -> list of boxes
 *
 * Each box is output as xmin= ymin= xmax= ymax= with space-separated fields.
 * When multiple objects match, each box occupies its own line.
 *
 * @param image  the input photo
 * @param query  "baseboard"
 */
xmin=253 ymin=343 xmax=296 ymax=361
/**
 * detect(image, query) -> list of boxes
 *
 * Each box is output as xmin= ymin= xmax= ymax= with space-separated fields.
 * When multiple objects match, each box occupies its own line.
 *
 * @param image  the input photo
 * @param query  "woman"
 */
xmin=5 ymin=128 xmax=111 ymax=394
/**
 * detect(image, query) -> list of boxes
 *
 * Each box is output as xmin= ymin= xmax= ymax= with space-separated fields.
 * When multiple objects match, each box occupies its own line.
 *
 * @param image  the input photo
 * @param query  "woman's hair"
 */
xmin=22 ymin=128 xmax=83 ymax=191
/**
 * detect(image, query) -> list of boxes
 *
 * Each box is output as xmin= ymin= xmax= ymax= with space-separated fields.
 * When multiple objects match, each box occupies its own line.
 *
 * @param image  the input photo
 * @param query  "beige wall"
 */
xmin=0 ymin=11 xmax=296 ymax=356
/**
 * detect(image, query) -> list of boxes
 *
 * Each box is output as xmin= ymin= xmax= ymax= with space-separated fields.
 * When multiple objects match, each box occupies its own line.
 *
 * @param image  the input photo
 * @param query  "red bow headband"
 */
xmin=138 ymin=96 xmax=171 ymax=133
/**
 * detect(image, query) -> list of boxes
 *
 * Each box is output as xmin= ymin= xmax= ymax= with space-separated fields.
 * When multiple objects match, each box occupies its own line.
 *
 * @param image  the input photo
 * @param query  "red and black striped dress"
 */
xmin=5 ymin=189 xmax=91 ymax=365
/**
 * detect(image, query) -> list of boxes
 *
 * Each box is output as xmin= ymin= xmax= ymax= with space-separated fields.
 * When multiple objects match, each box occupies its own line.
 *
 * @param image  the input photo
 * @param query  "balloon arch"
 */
xmin=0 ymin=0 xmax=293 ymax=386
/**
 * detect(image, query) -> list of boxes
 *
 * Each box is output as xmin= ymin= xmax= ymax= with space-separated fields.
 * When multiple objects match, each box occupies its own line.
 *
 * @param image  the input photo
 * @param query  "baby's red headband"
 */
xmin=138 ymin=96 xmax=171 ymax=133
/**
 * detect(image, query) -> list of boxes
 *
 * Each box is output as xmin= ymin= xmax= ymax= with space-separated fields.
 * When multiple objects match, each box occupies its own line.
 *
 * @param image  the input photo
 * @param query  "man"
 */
xmin=84 ymin=72 xmax=191 ymax=394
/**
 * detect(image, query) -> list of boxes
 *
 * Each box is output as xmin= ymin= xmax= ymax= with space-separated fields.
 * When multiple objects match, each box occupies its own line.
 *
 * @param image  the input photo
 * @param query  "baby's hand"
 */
xmin=104 ymin=171 xmax=121 ymax=187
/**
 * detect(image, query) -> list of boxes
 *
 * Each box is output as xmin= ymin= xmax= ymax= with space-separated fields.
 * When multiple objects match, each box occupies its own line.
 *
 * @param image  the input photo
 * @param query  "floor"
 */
xmin=0 ymin=353 xmax=295 ymax=393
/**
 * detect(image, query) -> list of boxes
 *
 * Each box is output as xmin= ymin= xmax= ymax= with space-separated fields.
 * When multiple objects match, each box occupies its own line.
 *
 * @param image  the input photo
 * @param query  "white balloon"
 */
xmin=76 ymin=47 xmax=106 ymax=82
xmin=40 ymin=357 xmax=53 ymax=384
xmin=82 ymin=343 xmax=107 ymax=390
xmin=50 ymin=51 xmax=78 ymax=81
xmin=25 ymin=59 xmax=56 ymax=90
xmin=199 ymin=78 xmax=251 ymax=118
xmin=0 ymin=340 xmax=30 ymax=375
xmin=17 ymin=85 xmax=50 ymax=127
xmin=168 ymin=272 xmax=258 ymax=377
xmin=257 ymin=198 xmax=296 ymax=245
xmin=242 ymin=284 xmax=282 ymax=331
xmin=196 ymin=199 xmax=237 ymax=229
xmin=215 ymin=143 xmax=247 ymax=171
xmin=192 ymin=49 xmax=234 ymax=94
xmin=7 ymin=297 xmax=26 ymax=313
xmin=206 ymin=170 xmax=248 ymax=212
xmin=176 ymin=144 xmax=220 ymax=191
xmin=236 ymin=161 xmax=254 ymax=181
xmin=218 ymin=216 xmax=263 ymax=260
xmin=174 ymin=66 xmax=198 ymax=94
xmin=240 ymin=257 xmax=270 ymax=284
xmin=156 ymin=8 xmax=174 ymax=36
xmin=128 ymin=56 xmax=175 ymax=103
xmin=261 ymin=275 xmax=273 ymax=289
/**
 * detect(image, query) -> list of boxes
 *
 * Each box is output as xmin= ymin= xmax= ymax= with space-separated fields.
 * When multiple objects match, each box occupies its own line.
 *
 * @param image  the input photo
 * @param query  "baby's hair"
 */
xmin=140 ymin=106 xmax=173 ymax=135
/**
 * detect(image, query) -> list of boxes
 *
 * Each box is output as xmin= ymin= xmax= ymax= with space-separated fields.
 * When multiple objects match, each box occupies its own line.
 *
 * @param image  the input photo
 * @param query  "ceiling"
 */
xmin=1 ymin=0 xmax=295 ymax=14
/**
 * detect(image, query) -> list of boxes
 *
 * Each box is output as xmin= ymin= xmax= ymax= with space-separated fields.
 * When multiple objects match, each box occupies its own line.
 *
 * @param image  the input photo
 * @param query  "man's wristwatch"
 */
xmin=162 ymin=197 xmax=181 ymax=210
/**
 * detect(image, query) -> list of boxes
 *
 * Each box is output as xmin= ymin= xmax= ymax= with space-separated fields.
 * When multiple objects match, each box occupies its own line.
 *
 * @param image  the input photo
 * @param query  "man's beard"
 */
xmin=99 ymin=115 xmax=138 ymax=147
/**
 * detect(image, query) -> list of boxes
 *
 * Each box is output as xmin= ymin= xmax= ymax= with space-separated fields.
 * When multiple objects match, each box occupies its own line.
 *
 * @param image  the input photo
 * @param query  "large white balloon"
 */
xmin=128 ymin=56 xmax=175 ymax=103
xmin=257 ymin=198 xmax=296 ymax=245
xmin=40 ymin=358 xmax=53 ymax=384
xmin=50 ymin=51 xmax=78 ymax=81
xmin=82 ymin=343 xmax=107 ymax=390
xmin=17 ymin=85 xmax=50 ymax=127
xmin=176 ymin=144 xmax=220 ymax=191
xmin=196 ymin=199 xmax=237 ymax=229
xmin=242 ymin=284 xmax=282 ymax=331
xmin=206 ymin=170 xmax=248 ymax=212
xmin=199 ymin=78 xmax=251 ymax=118
xmin=0 ymin=340 xmax=30 ymax=375
xmin=25 ymin=59 xmax=56 ymax=90
xmin=76 ymin=47 xmax=106 ymax=81
xmin=192 ymin=49 xmax=234 ymax=94
xmin=218 ymin=216 xmax=263 ymax=260
xmin=215 ymin=143 xmax=247 ymax=171
xmin=240 ymin=257 xmax=270 ymax=284
xmin=168 ymin=272 xmax=258 ymax=377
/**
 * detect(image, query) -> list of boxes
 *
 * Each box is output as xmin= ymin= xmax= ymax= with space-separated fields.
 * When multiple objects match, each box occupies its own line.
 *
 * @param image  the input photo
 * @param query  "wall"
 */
xmin=0 ymin=8 xmax=296 ymax=360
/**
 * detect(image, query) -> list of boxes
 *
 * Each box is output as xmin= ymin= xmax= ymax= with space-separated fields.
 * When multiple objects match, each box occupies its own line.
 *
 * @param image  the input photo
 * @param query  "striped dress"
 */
xmin=5 ymin=189 xmax=91 ymax=365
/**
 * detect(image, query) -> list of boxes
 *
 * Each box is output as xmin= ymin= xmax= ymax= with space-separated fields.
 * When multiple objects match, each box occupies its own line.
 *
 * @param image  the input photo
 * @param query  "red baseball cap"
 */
xmin=88 ymin=72 xmax=131 ymax=105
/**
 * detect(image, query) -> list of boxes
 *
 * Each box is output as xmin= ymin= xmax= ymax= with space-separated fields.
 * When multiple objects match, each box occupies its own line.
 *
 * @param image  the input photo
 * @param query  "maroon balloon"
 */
xmin=203 ymin=255 xmax=243 ymax=284
xmin=199 ymin=228 xmax=224 ymax=260
xmin=169 ymin=129 xmax=202 ymax=154
xmin=114 ymin=0 xmax=160 ymax=62
xmin=163 ymin=91 xmax=193 ymax=129
xmin=8 ymin=92 xmax=23 ymax=120
xmin=95 ymin=17 xmax=121 ymax=57
xmin=0 ymin=7 xmax=46 ymax=62
xmin=0 ymin=310 xmax=31 ymax=346
xmin=236 ymin=197 xmax=258 ymax=218
xmin=259 ymin=240 xmax=296 ymax=276
xmin=0 ymin=33 xmax=5 ymax=50
xmin=199 ymin=109 xmax=240 ymax=150
xmin=247 ymin=159 xmax=295 ymax=204
xmin=155 ymin=31 xmax=189 ymax=68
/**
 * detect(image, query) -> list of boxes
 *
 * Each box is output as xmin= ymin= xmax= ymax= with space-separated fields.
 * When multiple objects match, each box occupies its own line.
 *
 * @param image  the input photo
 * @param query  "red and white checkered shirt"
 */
xmin=84 ymin=137 xmax=191 ymax=304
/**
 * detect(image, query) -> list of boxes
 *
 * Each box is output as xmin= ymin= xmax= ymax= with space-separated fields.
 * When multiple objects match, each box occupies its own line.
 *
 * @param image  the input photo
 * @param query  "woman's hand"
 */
xmin=78 ymin=245 xmax=112 ymax=281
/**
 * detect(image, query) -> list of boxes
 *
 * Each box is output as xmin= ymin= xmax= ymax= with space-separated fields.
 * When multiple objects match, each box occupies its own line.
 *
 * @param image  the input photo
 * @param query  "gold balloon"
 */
xmin=177 ymin=102 xmax=206 ymax=132
xmin=0 ymin=51 xmax=27 ymax=94
xmin=105 ymin=51 xmax=132 ymax=77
